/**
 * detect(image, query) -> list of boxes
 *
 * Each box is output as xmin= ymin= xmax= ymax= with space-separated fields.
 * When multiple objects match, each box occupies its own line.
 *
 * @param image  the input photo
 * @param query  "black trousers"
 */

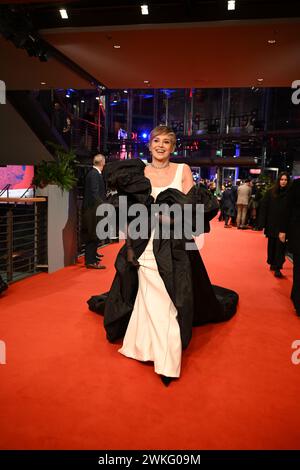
xmin=85 ymin=240 xmax=98 ymax=265
xmin=267 ymin=236 xmax=286 ymax=270
xmin=224 ymin=214 xmax=231 ymax=225
xmin=291 ymin=253 xmax=300 ymax=314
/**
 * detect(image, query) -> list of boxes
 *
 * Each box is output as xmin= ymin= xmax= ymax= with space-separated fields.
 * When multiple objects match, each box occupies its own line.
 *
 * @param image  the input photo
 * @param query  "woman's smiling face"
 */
xmin=149 ymin=133 xmax=174 ymax=161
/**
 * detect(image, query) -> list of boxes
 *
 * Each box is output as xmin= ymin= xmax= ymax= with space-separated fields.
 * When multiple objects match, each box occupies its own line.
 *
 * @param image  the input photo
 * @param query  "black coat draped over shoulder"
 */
xmin=87 ymin=159 xmax=238 ymax=350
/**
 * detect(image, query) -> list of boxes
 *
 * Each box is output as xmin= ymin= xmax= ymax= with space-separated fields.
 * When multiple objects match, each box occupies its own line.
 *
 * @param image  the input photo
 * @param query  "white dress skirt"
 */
xmin=119 ymin=164 xmax=184 ymax=377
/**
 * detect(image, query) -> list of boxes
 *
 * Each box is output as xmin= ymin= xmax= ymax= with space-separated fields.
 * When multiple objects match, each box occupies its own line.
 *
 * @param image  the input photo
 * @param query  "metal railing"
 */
xmin=0 ymin=198 xmax=47 ymax=283
xmin=0 ymin=184 xmax=11 ymax=198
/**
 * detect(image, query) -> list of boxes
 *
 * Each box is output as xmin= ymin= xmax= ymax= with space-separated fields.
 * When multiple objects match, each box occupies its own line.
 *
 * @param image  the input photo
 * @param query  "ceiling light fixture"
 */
xmin=113 ymin=45 xmax=121 ymax=49
xmin=124 ymin=90 xmax=128 ymax=93
xmin=40 ymin=81 xmax=46 ymax=85
xmin=227 ymin=1 xmax=235 ymax=11
xmin=144 ymin=80 xmax=149 ymax=84
xmin=267 ymin=39 xmax=276 ymax=44
xmin=257 ymin=78 xmax=264 ymax=82
xmin=81 ymin=99 xmax=85 ymax=103
xmin=141 ymin=4 xmax=149 ymax=15
xmin=59 ymin=9 xmax=68 ymax=19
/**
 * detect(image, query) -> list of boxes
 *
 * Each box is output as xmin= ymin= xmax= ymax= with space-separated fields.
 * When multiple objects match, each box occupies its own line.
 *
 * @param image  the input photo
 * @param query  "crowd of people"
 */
xmin=215 ymin=171 xmax=299 ymax=312
xmin=216 ymin=178 xmax=262 ymax=229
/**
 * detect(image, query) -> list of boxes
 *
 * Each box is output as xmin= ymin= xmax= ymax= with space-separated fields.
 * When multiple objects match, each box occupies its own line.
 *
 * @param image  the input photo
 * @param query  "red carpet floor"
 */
xmin=0 ymin=221 xmax=300 ymax=450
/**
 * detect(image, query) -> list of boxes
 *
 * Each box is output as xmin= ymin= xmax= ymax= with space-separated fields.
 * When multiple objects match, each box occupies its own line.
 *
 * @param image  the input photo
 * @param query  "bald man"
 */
xmin=82 ymin=154 xmax=106 ymax=269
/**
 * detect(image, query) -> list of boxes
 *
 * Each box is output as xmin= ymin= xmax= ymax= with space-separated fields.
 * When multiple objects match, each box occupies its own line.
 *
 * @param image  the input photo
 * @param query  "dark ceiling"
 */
xmin=1 ymin=1 xmax=300 ymax=90
xmin=9 ymin=1 xmax=300 ymax=28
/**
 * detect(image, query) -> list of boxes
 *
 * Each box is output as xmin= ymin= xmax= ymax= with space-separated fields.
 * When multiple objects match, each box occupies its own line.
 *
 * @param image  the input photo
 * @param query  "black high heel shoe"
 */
xmin=160 ymin=375 xmax=173 ymax=387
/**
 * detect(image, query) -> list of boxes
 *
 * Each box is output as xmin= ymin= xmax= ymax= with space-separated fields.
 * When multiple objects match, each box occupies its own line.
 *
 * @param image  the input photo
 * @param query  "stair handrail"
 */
xmin=0 ymin=184 xmax=11 ymax=197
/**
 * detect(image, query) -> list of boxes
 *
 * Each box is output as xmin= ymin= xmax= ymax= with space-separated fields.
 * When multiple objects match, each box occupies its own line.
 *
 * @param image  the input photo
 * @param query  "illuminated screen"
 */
xmin=0 ymin=165 xmax=34 ymax=198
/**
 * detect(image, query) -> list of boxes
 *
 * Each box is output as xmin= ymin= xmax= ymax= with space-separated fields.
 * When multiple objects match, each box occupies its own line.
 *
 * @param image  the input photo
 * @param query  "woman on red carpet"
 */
xmin=88 ymin=126 xmax=238 ymax=385
xmin=258 ymin=172 xmax=290 ymax=278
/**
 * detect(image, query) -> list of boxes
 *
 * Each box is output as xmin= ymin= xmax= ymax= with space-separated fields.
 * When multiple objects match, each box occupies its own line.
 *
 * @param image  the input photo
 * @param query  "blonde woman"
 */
xmin=89 ymin=126 xmax=238 ymax=386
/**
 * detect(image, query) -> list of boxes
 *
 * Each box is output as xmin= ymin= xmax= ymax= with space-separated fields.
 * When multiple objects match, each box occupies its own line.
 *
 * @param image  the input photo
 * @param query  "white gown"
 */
xmin=118 ymin=164 xmax=184 ymax=377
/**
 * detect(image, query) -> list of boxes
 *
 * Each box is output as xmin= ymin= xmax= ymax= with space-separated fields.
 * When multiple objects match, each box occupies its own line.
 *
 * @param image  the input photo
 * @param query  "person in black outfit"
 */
xmin=279 ymin=178 xmax=300 ymax=316
xmin=52 ymin=102 xmax=67 ymax=136
xmin=251 ymin=182 xmax=264 ymax=230
xmin=259 ymin=172 xmax=290 ymax=278
xmin=0 ymin=274 xmax=8 ymax=294
xmin=82 ymin=154 xmax=106 ymax=269
xmin=220 ymin=183 xmax=236 ymax=228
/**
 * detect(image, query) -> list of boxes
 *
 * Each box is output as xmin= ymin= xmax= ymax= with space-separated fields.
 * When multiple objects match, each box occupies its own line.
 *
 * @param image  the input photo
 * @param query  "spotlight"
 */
xmin=59 ymin=9 xmax=68 ymax=19
xmin=141 ymin=4 xmax=149 ymax=15
xmin=227 ymin=1 xmax=235 ymax=10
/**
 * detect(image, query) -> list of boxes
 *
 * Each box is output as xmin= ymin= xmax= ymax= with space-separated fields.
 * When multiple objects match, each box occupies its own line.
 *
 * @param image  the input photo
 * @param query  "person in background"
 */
xmin=259 ymin=172 xmax=290 ymax=278
xmin=0 ymin=274 xmax=8 ymax=295
xmin=82 ymin=154 xmax=106 ymax=269
xmin=63 ymin=116 xmax=72 ymax=148
xmin=218 ymin=184 xmax=226 ymax=222
xmin=251 ymin=182 xmax=264 ymax=230
xmin=279 ymin=178 xmax=300 ymax=316
xmin=236 ymin=179 xmax=252 ymax=229
xmin=220 ymin=182 xmax=236 ymax=228
xmin=209 ymin=181 xmax=217 ymax=196
xmin=52 ymin=102 xmax=67 ymax=136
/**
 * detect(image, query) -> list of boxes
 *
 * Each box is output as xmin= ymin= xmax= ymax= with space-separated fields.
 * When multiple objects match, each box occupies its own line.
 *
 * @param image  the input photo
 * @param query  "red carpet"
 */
xmin=0 ymin=221 xmax=300 ymax=450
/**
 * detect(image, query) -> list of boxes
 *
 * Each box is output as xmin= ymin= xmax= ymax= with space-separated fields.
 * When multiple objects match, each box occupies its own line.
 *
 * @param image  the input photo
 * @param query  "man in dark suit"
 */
xmin=82 ymin=154 xmax=106 ymax=269
xmin=279 ymin=178 xmax=300 ymax=316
